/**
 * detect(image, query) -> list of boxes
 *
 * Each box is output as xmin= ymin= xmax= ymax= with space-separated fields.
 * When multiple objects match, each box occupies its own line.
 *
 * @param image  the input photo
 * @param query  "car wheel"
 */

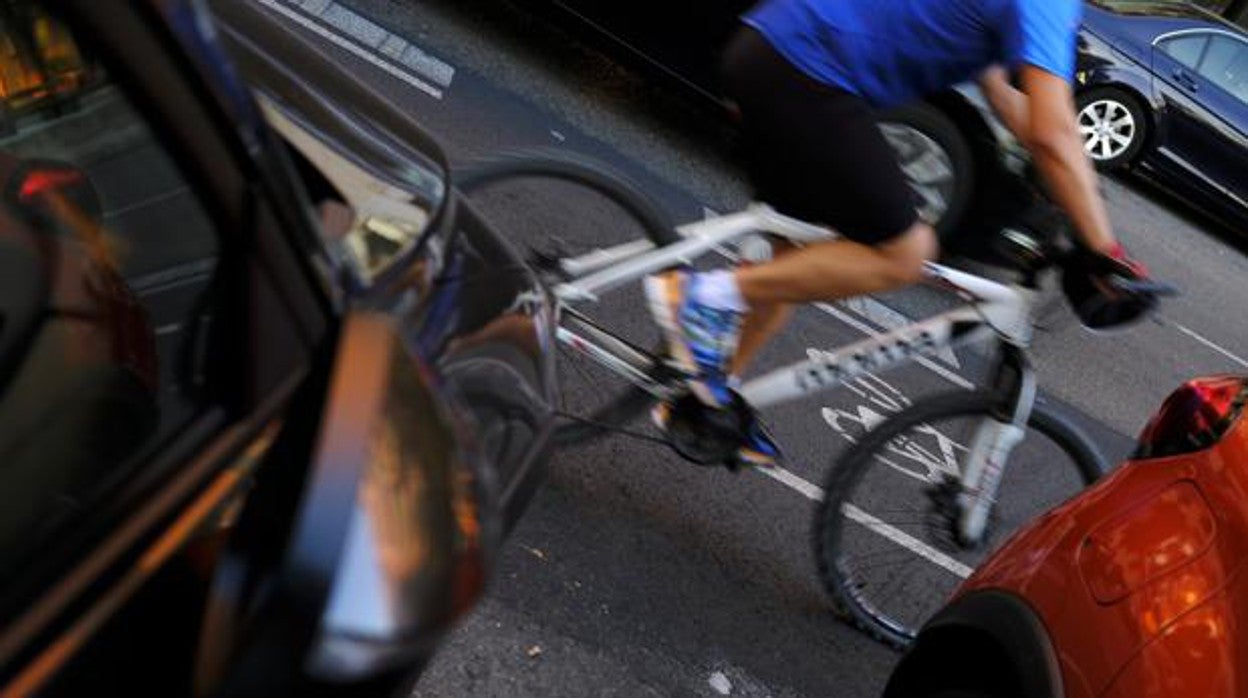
xmin=1076 ymin=87 xmax=1147 ymax=170
xmin=877 ymin=102 xmax=974 ymax=243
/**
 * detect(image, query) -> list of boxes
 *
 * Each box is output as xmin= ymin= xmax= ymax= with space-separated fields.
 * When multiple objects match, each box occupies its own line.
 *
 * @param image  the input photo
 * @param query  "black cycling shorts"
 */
xmin=720 ymin=28 xmax=919 ymax=245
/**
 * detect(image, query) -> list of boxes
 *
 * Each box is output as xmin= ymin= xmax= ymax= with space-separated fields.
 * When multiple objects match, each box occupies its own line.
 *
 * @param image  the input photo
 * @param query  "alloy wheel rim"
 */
xmin=1078 ymin=99 xmax=1137 ymax=161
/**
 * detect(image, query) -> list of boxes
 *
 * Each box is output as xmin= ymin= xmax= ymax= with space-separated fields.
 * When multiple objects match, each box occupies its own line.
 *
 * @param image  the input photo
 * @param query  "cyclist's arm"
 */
xmin=1015 ymin=65 xmax=1117 ymax=254
xmin=978 ymin=65 xmax=1028 ymax=137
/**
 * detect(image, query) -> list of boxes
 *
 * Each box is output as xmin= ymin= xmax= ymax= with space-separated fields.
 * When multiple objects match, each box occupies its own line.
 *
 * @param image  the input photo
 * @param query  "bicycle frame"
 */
xmin=554 ymin=204 xmax=1035 ymax=410
xmin=551 ymin=203 xmax=1040 ymax=545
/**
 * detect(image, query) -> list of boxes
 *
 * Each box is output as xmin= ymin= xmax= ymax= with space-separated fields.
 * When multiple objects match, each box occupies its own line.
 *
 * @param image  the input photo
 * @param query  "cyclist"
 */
xmin=647 ymin=0 xmax=1150 ymax=467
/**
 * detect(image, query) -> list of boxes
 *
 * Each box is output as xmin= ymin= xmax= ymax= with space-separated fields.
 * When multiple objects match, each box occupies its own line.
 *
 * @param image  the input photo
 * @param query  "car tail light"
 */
xmin=17 ymin=167 xmax=83 ymax=202
xmin=1135 ymin=375 xmax=1247 ymax=459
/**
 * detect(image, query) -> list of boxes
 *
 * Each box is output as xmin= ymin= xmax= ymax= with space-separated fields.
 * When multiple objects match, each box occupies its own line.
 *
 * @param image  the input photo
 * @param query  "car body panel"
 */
xmin=940 ymin=400 xmax=1248 ymax=697
xmin=206 ymin=0 xmax=559 ymax=688
xmin=211 ymin=0 xmax=556 ymax=531
xmin=1077 ymin=30 xmax=1162 ymax=113
xmin=1151 ymin=33 xmax=1248 ymax=203
xmin=1084 ymin=3 xmax=1221 ymax=55
xmin=0 ymin=0 xmax=557 ymax=693
xmin=1100 ymin=570 xmax=1248 ymax=697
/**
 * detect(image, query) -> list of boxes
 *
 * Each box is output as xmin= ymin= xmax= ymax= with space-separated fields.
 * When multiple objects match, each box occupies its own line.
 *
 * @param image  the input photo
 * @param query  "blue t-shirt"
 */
xmin=744 ymin=0 xmax=1082 ymax=109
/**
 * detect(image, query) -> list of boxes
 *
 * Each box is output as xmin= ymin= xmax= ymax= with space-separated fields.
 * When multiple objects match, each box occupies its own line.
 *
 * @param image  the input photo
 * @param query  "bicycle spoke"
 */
xmin=817 ymin=391 xmax=1100 ymax=647
xmin=457 ymin=158 xmax=682 ymax=449
xmin=839 ymin=548 xmax=942 ymax=572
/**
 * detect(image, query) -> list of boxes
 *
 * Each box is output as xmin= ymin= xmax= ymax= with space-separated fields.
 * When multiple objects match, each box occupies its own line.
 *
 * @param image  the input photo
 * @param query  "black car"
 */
xmin=1076 ymin=0 xmax=1248 ymax=226
xmin=518 ymin=0 xmax=1028 ymax=243
xmin=0 ymin=1 xmax=554 ymax=695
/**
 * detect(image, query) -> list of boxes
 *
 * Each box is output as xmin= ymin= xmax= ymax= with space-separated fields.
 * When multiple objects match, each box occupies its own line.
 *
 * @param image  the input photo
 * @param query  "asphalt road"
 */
xmin=253 ymin=1 xmax=1248 ymax=695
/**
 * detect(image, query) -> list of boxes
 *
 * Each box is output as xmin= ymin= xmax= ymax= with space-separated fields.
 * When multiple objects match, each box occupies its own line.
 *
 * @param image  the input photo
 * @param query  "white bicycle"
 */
xmin=457 ymin=148 xmax=1171 ymax=648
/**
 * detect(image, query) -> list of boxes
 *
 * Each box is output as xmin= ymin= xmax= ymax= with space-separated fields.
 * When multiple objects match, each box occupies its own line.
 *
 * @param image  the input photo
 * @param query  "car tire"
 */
xmin=1076 ymin=87 xmax=1147 ymax=170
xmin=877 ymin=102 xmax=974 ymax=243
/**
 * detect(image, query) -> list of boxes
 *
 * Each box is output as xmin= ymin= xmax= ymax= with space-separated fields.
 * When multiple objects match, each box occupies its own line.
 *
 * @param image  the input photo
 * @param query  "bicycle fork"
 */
xmin=955 ymin=344 xmax=1037 ymax=547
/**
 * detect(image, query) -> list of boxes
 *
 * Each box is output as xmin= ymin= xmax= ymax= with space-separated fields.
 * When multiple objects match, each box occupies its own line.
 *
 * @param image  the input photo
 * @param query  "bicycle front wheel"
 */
xmin=814 ymin=389 xmax=1106 ymax=649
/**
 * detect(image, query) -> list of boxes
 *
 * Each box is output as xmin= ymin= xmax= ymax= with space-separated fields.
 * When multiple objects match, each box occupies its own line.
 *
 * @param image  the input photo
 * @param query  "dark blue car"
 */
xmin=1076 ymin=0 xmax=1248 ymax=227
xmin=0 ymin=0 xmax=558 ymax=694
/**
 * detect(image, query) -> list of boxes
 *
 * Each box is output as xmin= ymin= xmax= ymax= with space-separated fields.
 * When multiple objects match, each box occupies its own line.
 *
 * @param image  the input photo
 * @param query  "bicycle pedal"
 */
xmin=662 ymin=393 xmax=750 ymax=467
xmin=655 ymin=353 xmax=697 ymax=376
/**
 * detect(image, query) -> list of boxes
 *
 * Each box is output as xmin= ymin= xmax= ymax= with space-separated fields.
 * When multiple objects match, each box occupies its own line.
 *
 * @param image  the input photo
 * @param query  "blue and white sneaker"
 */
xmin=736 ymin=418 xmax=783 ymax=468
xmin=644 ymin=270 xmax=743 ymax=408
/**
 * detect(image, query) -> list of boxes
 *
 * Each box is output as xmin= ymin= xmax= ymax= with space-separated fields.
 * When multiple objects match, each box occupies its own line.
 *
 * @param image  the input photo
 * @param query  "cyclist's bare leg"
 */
xmin=730 ymin=222 xmax=937 ymax=372
xmin=729 ymin=240 xmax=799 ymax=378
xmin=731 ymin=301 xmax=794 ymax=378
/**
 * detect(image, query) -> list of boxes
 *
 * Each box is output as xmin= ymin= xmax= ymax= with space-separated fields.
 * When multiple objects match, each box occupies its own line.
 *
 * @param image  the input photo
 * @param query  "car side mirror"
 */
xmin=279 ymin=312 xmax=495 ymax=690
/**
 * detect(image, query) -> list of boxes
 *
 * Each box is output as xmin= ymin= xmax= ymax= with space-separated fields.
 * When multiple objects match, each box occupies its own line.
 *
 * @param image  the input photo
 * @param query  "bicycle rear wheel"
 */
xmin=813 ymin=389 xmax=1105 ymax=649
xmin=455 ymin=149 xmax=680 ymax=446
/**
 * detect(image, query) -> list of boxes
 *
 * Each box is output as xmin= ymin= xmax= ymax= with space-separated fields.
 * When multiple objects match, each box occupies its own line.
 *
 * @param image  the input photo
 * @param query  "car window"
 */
xmin=1197 ymin=34 xmax=1248 ymax=103
xmin=257 ymin=95 xmax=436 ymax=286
xmin=0 ymin=6 xmax=223 ymax=573
xmin=1159 ymin=34 xmax=1210 ymax=69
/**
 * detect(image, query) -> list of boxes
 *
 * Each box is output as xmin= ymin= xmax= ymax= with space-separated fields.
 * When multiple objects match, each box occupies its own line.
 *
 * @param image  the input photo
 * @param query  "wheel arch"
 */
xmin=883 ymin=590 xmax=1064 ymax=698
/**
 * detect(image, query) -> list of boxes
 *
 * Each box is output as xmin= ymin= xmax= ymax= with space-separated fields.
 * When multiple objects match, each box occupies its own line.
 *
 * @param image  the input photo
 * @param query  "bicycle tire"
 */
xmin=454 ymin=149 xmax=680 ymax=446
xmin=814 ymin=389 xmax=1106 ymax=649
xmin=455 ymin=148 xmax=679 ymax=245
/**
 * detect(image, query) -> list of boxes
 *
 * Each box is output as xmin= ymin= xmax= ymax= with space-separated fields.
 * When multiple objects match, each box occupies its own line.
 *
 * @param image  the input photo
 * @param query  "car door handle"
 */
xmin=1173 ymin=69 xmax=1199 ymax=92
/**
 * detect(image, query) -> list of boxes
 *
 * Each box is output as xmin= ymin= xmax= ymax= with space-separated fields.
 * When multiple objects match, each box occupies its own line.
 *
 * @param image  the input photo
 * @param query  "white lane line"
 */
xmin=1172 ymin=322 xmax=1248 ymax=370
xmin=312 ymin=0 xmax=455 ymax=85
xmin=757 ymin=463 xmax=825 ymax=501
xmin=257 ymin=0 xmax=447 ymax=100
xmin=754 ymin=466 xmax=972 ymax=579
xmin=842 ymin=503 xmax=973 ymax=579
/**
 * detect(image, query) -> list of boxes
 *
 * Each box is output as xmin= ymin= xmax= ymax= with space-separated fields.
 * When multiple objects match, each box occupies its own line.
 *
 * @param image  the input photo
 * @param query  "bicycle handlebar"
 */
xmin=1109 ymin=277 xmax=1182 ymax=297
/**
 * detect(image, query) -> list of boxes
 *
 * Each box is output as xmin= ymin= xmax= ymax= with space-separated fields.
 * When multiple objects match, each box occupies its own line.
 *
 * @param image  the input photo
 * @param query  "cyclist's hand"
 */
xmin=1064 ymin=241 xmax=1170 ymax=329
xmin=1075 ymin=241 xmax=1149 ymax=285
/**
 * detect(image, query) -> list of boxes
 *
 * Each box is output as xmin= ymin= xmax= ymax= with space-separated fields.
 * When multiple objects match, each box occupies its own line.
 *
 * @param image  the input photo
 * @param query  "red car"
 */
xmin=886 ymin=374 xmax=1248 ymax=698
